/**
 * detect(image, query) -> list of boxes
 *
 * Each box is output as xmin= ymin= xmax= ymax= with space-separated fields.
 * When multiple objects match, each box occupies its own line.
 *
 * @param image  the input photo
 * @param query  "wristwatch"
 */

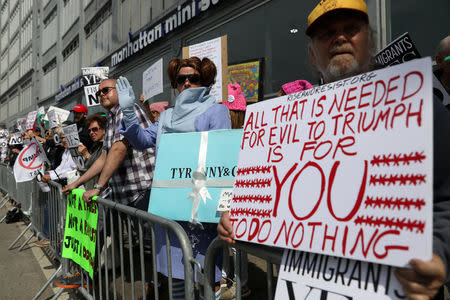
xmin=93 ymin=184 xmax=104 ymax=192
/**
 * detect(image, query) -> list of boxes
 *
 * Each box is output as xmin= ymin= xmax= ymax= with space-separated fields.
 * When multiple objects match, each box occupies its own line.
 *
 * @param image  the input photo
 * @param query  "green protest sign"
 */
xmin=61 ymin=189 xmax=99 ymax=279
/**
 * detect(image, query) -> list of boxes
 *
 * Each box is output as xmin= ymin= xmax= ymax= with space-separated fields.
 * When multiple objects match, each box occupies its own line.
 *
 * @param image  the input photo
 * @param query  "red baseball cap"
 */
xmin=71 ymin=104 xmax=88 ymax=114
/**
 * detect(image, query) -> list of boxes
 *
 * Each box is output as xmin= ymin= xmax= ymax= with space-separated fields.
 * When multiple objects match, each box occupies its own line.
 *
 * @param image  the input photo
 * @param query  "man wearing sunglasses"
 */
xmin=63 ymin=78 xmax=154 ymax=213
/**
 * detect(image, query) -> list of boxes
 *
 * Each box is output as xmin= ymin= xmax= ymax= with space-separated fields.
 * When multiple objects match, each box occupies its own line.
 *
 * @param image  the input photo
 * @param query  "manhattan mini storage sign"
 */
xmin=230 ymin=58 xmax=433 ymax=268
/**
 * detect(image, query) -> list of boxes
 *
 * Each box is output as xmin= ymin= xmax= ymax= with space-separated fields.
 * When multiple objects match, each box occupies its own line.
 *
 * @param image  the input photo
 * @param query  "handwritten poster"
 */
xmin=230 ymin=58 xmax=433 ymax=267
xmin=142 ymin=58 xmax=163 ymax=100
xmin=184 ymin=36 xmax=227 ymax=102
xmin=275 ymin=249 xmax=405 ymax=300
xmin=61 ymin=189 xmax=98 ymax=279
xmin=25 ymin=111 xmax=38 ymax=130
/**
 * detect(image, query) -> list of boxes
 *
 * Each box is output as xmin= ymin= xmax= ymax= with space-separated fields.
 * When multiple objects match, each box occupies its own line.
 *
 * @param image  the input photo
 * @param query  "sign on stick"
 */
xmin=142 ymin=58 xmax=163 ymax=100
xmin=81 ymin=67 xmax=109 ymax=107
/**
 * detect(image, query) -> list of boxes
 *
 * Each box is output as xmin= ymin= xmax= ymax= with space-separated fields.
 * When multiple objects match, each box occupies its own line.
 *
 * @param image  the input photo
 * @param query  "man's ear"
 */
xmin=308 ymin=43 xmax=317 ymax=67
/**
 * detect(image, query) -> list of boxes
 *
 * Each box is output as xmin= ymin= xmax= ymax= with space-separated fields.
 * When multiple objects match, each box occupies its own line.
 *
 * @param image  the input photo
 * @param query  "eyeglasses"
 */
xmin=176 ymin=74 xmax=200 ymax=85
xmin=88 ymin=127 xmax=99 ymax=133
xmin=95 ymin=87 xmax=115 ymax=99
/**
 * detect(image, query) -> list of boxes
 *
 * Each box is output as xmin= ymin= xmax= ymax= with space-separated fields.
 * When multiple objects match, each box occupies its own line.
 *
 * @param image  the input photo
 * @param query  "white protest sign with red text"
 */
xmin=13 ymin=138 xmax=44 ymax=182
xmin=25 ymin=111 xmax=38 ymax=130
xmin=230 ymin=58 xmax=433 ymax=268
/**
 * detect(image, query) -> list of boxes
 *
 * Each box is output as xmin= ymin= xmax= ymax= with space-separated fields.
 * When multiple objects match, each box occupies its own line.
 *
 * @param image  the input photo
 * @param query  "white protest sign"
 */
xmin=82 ymin=67 xmax=109 ymax=107
xmin=47 ymin=110 xmax=58 ymax=128
xmin=9 ymin=133 xmax=23 ymax=145
xmin=63 ymin=124 xmax=85 ymax=169
xmin=142 ymin=58 xmax=164 ymax=100
xmin=13 ymin=139 xmax=44 ymax=182
xmin=0 ymin=129 xmax=9 ymax=138
xmin=217 ymin=189 xmax=233 ymax=212
xmin=44 ymin=106 xmax=70 ymax=125
xmin=230 ymin=58 xmax=433 ymax=268
xmin=37 ymin=106 xmax=45 ymax=116
xmin=62 ymin=124 xmax=80 ymax=148
xmin=275 ymin=249 xmax=405 ymax=300
xmin=185 ymin=36 xmax=227 ymax=102
xmin=0 ymin=138 xmax=7 ymax=148
xmin=25 ymin=111 xmax=38 ymax=130
xmin=16 ymin=118 xmax=26 ymax=133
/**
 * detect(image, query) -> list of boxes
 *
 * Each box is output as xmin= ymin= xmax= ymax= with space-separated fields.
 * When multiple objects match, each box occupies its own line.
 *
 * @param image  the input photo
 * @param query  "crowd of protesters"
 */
xmin=0 ymin=0 xmax=449 ymax=299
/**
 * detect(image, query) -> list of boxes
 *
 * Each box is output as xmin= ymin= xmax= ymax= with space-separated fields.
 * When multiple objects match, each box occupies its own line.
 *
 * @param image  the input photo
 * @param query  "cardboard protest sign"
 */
xmin=142 ymin=58 xmax=163 ymax=100
xmin=44 ymin=106 xmax=70 ymax=126
xmin=62 ymin=189 xmax=98 ymax=279
xmin=9 ymin=133 xmax=23 ymax=145
xmin=275 ymin=249 xmax=405 ymax=300
xmin=183 ymin=35 xmax=228 ymax=102
xmin=230 ymin=58 xmax=433 ymax=268
xmin=47 ymin=110 xmax=58 ymax=129
xmin=25 ymin=111 xmax=38 ymax=130
xmin=228 ymin=59 xmax=264 ymax=103
xmin=81 ymin=67 xmax=109 ymax=107
xmin=149 ymin=130 xmax=241 ymax=223
xmin=375 ymin=33 xmax=420 ymax=67
xmin=63 ymin=124 xmax=85 ymax=170
xmin=13 ymin=138 xmax=45 ymax=182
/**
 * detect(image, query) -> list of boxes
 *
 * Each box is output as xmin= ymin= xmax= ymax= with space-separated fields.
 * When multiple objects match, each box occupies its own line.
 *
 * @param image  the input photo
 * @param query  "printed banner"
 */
xmin=44 ymin=106 xmax=70 ymax=126
xmin=25 ymin=111 xmax=38 ymax=130
xmin=230 ymin=58 xmax=433 ymax=267
xmin=81 ymin=67 xmax=109 ymax=107
xmin=375 ymin=32 xmax=420 ymax=66
xmin=275 ymin=249 xmax=405 ymax=300
xmin=63 ymin=124 xmax=85 ymax=169
xmin=61 ymin=189 xmax=98 ymax=279
xmin=9 ymin=132 xmax=23 ymax=145
xmin=142 ymin=58 xmax=164 ymax=100
xmin=13 ymin=138 xmax=44 ymax=182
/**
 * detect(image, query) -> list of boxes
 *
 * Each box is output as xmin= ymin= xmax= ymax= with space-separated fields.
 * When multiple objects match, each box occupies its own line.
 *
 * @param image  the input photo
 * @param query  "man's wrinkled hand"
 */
xmin=217 ymin=211 xmax=235 ymax=244
xmin=62 ymin=183 xmax=78 ymax=195
xmin=395 ymin=254 xmax=446 ymax=300
xmin=82 ymin=189 xmax=100 ymax=203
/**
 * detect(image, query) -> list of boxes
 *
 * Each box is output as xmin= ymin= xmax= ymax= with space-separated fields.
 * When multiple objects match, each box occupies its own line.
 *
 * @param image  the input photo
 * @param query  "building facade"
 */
xmin=0 ymin=0 xmax=449 ymax=124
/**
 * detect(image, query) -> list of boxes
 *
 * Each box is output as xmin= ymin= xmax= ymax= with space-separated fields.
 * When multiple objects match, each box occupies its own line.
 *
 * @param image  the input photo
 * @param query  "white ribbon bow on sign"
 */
xmin=187 ymin=131 xmax=211 ymax=225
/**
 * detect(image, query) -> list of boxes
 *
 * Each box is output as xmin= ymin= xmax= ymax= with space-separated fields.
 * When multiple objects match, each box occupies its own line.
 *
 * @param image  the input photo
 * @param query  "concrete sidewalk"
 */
xmin=0 ymin=202 xmax=71 ymax=300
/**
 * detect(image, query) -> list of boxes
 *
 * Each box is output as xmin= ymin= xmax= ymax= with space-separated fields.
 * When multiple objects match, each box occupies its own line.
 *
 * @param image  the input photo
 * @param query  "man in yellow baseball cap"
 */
xmin=219 ymin=2 xmax=450 ymax=299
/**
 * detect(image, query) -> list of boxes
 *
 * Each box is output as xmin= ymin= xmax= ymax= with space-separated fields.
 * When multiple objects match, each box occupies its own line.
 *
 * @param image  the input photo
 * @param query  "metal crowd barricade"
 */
xmin=74 ymin=196 xmax=197 ymax=300
xmin=203 ymin=238 xmax=283 ymax=300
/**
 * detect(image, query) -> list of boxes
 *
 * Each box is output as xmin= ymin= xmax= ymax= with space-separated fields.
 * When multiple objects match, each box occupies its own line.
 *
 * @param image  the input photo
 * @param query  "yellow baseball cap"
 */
xmin=306 ymin=0 xmax=368 ymax=36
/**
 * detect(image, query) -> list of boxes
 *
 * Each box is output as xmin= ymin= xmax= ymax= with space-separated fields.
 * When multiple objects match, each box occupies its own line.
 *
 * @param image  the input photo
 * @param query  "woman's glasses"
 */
xmin=88 ymin=127 xmax=99 ymax=133
xmin=176 ymin=74 xmax=200 ymax=85
xmin=95 ymin=87 xmax=115 ymax=98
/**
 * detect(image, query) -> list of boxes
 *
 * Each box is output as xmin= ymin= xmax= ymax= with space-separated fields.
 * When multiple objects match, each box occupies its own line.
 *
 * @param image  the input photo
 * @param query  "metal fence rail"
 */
xmin=203 ymin=238 xmax=283 ymax=300
xmin=75 ymin=196 xmax=198 ymax=300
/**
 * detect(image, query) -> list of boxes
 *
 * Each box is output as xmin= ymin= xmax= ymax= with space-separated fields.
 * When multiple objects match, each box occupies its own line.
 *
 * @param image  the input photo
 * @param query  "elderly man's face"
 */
xmin=98 ymin=79 xmax=118 ymax=110
xmin=309 ymin=14 xmax=373 ymax=83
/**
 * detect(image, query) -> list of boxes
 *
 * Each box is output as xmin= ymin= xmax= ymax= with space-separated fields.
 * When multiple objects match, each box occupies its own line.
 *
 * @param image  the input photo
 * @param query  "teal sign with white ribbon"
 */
xmin=149 ymin=129 xmax=242 ymax=223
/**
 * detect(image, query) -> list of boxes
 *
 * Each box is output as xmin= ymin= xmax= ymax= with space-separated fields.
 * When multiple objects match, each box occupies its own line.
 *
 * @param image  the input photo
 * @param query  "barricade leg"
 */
xmin=49 ymin=288 xmax=65 ymax=300
xmin=8 ymin=222 xmax=32 ymax=250
xmin=19 ymin=231 xmax=35 ymax=251
xmin=0 ymin=193 xmax=9 ymax=208
xmin=32 ymin=264 xmax=63 ymax=300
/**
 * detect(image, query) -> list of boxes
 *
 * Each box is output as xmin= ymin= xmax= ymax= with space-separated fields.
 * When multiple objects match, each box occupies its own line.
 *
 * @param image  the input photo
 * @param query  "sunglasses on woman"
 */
xmin=176 ymin=74 xmax=200 ymax=85
xmin=95 ymin=87 xmax=115 ymax=99
xmin=88 ymin=127 xmax=100 ymax=133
